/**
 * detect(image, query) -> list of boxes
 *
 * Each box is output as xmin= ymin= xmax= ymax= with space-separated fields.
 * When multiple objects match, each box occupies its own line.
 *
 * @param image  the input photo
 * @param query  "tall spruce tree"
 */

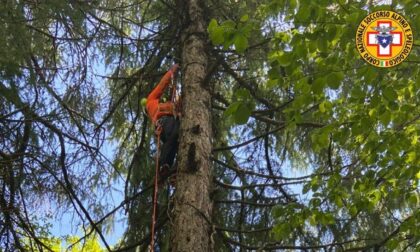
xmin=170 ymin=1 xmax=213 ymax=251
xmin=0 ymin=0 xmax=419 ymax=251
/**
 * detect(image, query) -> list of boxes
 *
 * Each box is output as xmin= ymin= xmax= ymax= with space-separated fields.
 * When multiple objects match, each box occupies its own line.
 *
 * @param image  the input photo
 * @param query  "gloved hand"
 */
xmin=170 ymin=64 xmax=179 ymax=74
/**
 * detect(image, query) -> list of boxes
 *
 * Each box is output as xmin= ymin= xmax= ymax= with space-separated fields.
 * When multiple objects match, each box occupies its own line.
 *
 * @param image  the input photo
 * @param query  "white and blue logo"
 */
xmin=373 ymin=26 xmax=396 ymax=48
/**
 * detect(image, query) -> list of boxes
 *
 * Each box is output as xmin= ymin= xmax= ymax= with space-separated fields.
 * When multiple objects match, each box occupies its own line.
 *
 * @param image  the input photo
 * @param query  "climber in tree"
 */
xmin=146 ymin=64 xmax=180 ymax=177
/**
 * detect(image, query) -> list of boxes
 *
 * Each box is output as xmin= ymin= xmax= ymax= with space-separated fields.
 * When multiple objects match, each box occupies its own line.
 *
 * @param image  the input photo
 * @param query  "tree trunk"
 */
xmin=171 ymin=0 xmax=213 ymax=251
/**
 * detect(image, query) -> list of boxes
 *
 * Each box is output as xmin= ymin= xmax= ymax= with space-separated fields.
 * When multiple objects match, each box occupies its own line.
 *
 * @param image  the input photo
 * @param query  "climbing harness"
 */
xmin=149 ymin=68 xmax=179 ymax=252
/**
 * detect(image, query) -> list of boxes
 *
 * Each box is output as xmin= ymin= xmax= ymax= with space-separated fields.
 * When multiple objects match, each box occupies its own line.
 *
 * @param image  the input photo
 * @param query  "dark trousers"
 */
xmin=158 ymin=116 xmax=179 ymax=168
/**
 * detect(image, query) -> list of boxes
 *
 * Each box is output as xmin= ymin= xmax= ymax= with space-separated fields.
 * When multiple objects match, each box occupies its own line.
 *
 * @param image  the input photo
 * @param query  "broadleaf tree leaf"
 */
xmin=234 ymin=33 xmax=248 ymax=53
xmin=209 ymin=27 xmax=225 ymax=45
xmin=208 ymin=19 xmax=218 ymax=32
xmin=224 ymin=101 xmax=240 ymax=116
xmin=277 ymin=52 xmax=292 ymax=67
xmin=234 ymin=102 xmax=253 ymax=124
xmin=240 ymin=14 xmax=249 ymax=22
xmin=326 ymin=72 xmax=344 ymax=89
xmin=296 ymin=6 xmax=310 ymax=22
xmin=312 ymin=77 xmax=326 ymax=94
xmin=383 ymin=86 xmax=398 ymax=101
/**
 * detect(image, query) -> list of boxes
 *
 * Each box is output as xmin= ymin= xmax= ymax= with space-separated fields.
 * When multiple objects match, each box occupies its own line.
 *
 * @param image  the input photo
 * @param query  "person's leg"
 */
xmin=159 ymin=116 xmax=174 ymax=143
xmin=163 ymin=118 xmax=179 ymax=169
xmin=159 ymin=117 xmax=178 ymax=169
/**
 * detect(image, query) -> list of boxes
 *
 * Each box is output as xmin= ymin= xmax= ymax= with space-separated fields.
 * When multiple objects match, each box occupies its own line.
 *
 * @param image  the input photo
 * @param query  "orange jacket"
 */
xmin=146 ymin=69 xmax=176 ymax=124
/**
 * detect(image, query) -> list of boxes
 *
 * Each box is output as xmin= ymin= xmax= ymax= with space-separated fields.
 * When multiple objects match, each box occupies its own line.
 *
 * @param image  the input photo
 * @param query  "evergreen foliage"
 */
xmin=0 ymin=0 xmax=419 ymax=251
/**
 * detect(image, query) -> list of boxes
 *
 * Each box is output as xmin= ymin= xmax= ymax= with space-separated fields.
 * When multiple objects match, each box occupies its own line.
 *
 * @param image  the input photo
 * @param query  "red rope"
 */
xmin=170 ymin=72 xmax=182 ymax=118
xmin=170 ymin=72 xmax=177 ymax=104
xmin=150 ymin=124 xmax=162 ymax=252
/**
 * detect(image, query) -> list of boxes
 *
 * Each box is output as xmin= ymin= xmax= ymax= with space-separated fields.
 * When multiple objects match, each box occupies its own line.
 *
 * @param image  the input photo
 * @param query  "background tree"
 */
xmin=0 ymin=0 xmax=419 ymax=251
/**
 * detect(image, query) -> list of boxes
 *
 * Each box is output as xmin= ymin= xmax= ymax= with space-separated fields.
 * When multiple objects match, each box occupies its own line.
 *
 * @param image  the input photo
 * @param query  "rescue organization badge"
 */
xmin=355 ymin=10 xmax=413 ymax=68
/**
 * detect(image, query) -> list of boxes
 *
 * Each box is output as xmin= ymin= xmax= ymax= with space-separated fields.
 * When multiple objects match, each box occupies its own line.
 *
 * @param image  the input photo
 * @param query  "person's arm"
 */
xmin=146 ymin=65 xmax=179 ymax=122
xmin=147 ymin=64 xmax=179 ymax=101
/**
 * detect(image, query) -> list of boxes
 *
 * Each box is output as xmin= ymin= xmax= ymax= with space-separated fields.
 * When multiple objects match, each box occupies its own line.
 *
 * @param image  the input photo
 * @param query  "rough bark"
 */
xmin=171 ymin=0 xmax=213 ymax=251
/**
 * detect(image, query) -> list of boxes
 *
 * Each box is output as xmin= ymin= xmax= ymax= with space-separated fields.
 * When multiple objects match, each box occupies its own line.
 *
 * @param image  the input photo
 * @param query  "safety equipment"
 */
xmin=149 ymin=122 xmax=162 ymax=252
xmin=140 ymin=98 xmax=147 ymax=107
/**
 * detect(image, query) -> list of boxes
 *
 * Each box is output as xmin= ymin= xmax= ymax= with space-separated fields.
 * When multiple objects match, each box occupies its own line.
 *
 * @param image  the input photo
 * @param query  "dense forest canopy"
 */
xmin=0 ymin=0 xmax=419 ymax=251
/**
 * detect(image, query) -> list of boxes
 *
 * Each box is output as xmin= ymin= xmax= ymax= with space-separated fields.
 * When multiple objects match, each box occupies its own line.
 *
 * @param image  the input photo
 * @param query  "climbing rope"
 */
xmin=170 ymin=71 xmax=176 ymax=102
xmin=150 ymin=123 xmax=162 ymax=252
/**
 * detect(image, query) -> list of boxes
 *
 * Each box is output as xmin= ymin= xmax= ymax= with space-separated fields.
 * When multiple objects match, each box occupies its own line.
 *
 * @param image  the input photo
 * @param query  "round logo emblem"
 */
xmin=356 ymin=10 xmax=413 ymax=68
